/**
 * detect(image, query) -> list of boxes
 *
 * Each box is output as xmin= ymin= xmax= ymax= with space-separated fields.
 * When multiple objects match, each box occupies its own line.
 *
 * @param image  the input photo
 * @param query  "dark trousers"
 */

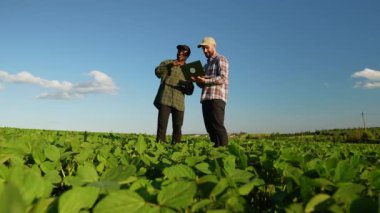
xmin=156 ymin=104 xmax=184 ymax=144
xmin=202 ymin=100 xmax=228 ymax=147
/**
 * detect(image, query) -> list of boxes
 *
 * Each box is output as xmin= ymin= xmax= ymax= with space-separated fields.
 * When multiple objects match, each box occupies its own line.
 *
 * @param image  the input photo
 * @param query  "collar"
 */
xmin=207 ymin=54 xmax=218 ymax=62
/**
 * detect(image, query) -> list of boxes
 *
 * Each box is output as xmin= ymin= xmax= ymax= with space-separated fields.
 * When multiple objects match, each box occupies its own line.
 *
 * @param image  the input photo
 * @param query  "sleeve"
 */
xmin=204 ymin=56 xmax=229 ymax=85
xmin=155 ymin=60 xmax=172 ymax=78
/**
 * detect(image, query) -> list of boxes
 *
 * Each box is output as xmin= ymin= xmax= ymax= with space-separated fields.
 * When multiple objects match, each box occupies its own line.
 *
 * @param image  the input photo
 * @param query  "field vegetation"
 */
xmin=0 ymin=127 xmax=379 ymax=212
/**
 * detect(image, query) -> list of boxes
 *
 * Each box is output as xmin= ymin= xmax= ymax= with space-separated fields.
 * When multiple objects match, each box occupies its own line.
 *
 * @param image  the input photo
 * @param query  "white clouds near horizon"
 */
xmin=0 ymin=70 xmax=117 ymax=99
xmin=352 ymin=68 xmax=380 ymax=89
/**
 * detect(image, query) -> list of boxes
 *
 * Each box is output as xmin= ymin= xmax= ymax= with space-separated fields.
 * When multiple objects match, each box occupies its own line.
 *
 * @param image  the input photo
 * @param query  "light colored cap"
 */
xmin=197 ymin=37 xmax=216 ymax=48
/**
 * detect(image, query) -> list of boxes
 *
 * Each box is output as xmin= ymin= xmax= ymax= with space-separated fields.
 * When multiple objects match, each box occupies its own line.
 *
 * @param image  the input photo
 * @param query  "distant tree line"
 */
xmin=237 ymin=127 xmax=380 ymax=144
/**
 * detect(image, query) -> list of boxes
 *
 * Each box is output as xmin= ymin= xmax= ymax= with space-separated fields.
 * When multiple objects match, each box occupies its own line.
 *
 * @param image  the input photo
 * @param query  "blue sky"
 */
xmin=1 ymin=0 xmax=379 ymax=134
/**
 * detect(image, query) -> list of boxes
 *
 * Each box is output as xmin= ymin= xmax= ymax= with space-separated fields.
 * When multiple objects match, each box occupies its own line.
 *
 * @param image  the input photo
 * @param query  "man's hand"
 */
xmin=191 ymin=76 xmax=206 ymax=84
xmin=172 ymin=60 xmax=185 ymax=66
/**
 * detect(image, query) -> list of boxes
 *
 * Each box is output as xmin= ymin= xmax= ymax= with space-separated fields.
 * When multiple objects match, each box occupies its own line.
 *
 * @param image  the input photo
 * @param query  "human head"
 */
xmin=176 ymin=44 xmax=191 ymax=62
xmin=177 ymin=44 xmax=191 ymax=56
xmin=197 ymin=37 xmax=217 ymax=59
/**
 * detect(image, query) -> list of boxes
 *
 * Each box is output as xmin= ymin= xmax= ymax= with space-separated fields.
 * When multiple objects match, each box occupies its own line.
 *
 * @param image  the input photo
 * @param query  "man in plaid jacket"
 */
xmin=154 ymin=44 xmax=194 ymax=144
xmin=192 ymin=37 xmax=229 ymax=147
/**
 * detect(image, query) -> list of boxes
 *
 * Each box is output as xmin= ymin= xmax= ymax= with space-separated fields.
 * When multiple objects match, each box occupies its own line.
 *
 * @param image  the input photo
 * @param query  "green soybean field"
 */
xmin=0 ymin=128 xmax=379 ymax=213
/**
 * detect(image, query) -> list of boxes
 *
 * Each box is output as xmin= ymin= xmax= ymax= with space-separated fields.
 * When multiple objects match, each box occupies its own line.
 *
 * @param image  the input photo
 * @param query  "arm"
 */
xmin=155 ymin=60 xmax=172 ymax=78
xmin=204 ymin=56 xmax=228 ymax=85
xmin=191 ymin=56 xmax=229 ymax=86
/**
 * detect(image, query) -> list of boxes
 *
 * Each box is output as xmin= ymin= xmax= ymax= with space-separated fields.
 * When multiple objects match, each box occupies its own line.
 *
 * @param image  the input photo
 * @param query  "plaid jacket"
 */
xmin=200 ymin=54 xmax=229 ymax=103
xmin=154 ymin=60 xmax=194 ymax=111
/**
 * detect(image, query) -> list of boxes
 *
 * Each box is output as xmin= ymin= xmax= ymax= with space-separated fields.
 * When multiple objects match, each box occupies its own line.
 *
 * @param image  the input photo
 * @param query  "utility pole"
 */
xmin=361 ymin=111 xmax=366 ymax=132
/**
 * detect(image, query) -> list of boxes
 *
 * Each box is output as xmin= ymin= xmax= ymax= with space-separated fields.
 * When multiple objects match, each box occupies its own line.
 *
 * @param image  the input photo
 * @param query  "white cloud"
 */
xmin=36 ymin=92 xmax=83 ymax=100
xmin=352 ymin=68 xmax=380 ymax=89
xmin=0 ymin=70 xmax=118 ymax=100
xmin=73 ymin=71 xmax=117 ymax=94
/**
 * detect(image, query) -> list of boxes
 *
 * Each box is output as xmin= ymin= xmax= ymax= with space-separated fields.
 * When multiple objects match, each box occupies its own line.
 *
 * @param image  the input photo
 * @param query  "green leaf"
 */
xmin=283 ymin=165 xmax=303 ymax=185
xmin=32 ymin=147 xmax=46 ymax=165
xmin=100 ymin=165 xmax=136 ymax=183
xmin=96 ymin=162 xmax=105 ymax=173
xmin=238 ymin=152 xmax=248 ymax=169
xmin=300 ymin=176 xmax=314 ymax=201
xmin=0 ymin=183 xmax=26 ymax=213
xmin=195 ymin=163 xmax=213 ymax=175
xmin=306 ymin=159 xmax=325 ymax=175
xmin=333 ymin=183 xmax=365 ymax=205
xmin=87 ymin=181 xmax=120 ymax=194
xmin=185 ymin=156 xmax=207 ymax=167
xmin=0 ymin=153 xmax=13 ymax=165
xmin=226 ymin=196 xmax=245 ymax=212
xmin=326 ymin=157 xmax=339 ymax=175
xmin=197 ymin=175 xmax=219 ymax=184
xmin=171 ymin=152 xmax=185 ymax=162
xmin=64 ymin=165 xmax=99 ymax=187
xmin=311 ymin=178 xmax=335 ymax=190
xmin=368 ymin=169 xmax=380 ymax=189
xmin=158 ymin=181 xmax=197 ymax=209
xmin=59 ymin=186 xmax=99 ymax=213
xmin=281 ymin=148 xmax=303 ymax=166
xmin=77 ymin=164 xmax=99 ymax=183
xmin=226 ymin=168 xmax=254 ymax=183
xmin=228 ymin=141 xmax=248 ymax=169
xmin=334 ymin=160 xmax=355 ymax=183
xmin=285 ymin=203 xmax=304 ymax=213
xmin=140 ymin=155 xmax=151 ymax=166
xmin=40 ymin=161 xmax=57 ymax=173
xmin=350 ymin=154 xmax=362 ymax=168
xmin=30 ymin=197 xmax=55 ymax=213
xmin=44 ymin=145 xmax=61 ymax=162
xmin=64 ymin=176 xmax=84 ymax=187
xmin=129 ymin=179 xmax=157 ymax=200
xmin=96 ymin=154 xmax=107 ymax=163
xmin=74 ymin=149 xmax=94 ymax=163
xmin=210 ymin=178 xmax=228 ymax=199
xmin=163 ymin=164 xmax=196 ymax=180
xmin=238 ymin=178 xmax=265 ymax=195
xmin=136 ymin=135 xmax=147 ymax=155
xmin=222 ymin=155 xmax=236 ymax=174
xmin=94 ymin=190 xmax=159 ymax=213
xmin=227 ymin=142 xmax=241 ymax=157
xmin=8 ymin=167 xmax=47 ymax=205
xmin=305 ymin=194 xmax=331 ymax=213
xmin=191 ymin=199 xmax=213 ymax=212
xmin=44 ymin=170 xmax=62 ymax=184
xmin=0 ymin=164 xmax=9 ymax=182
xmin=159 ymin=207 xmax=176 ymax=213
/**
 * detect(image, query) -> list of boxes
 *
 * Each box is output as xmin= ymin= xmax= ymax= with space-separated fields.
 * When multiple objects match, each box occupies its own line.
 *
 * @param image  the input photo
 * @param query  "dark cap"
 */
xmin=176 ymin=44 xmax=191 ymax=56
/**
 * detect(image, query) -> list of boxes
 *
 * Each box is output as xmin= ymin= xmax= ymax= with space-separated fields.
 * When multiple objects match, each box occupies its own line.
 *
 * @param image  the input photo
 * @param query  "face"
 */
xmin=201 ymin=44 xmax=216 ymax=58
xmin=176 ymin=50 xmax=189 ymax=62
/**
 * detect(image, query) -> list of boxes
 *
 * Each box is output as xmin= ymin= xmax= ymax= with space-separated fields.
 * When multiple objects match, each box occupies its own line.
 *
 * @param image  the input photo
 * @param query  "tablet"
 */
xmin=181 ymin=60 xmax=204 ymax=80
